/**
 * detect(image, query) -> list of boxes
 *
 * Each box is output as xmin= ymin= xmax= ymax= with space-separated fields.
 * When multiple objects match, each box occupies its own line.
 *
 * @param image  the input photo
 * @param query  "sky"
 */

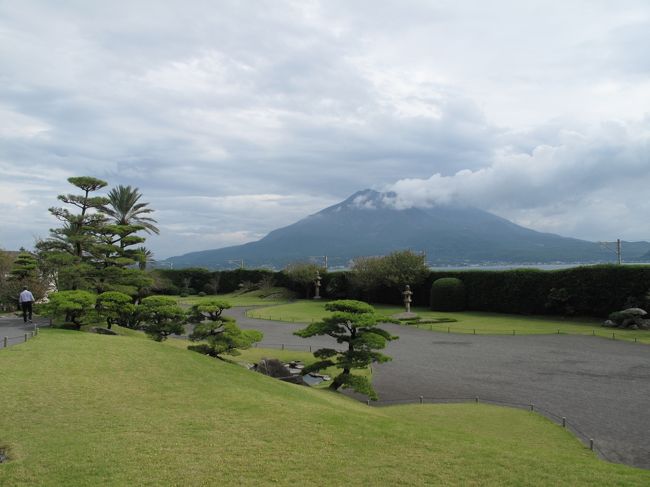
xmin=1 ymin=0 xmax=649 ymax=259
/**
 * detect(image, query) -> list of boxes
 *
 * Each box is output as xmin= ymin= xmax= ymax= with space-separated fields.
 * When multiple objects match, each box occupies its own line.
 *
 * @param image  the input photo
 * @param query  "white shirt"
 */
xmin=19 ymin=290 xmax=34 ymax=303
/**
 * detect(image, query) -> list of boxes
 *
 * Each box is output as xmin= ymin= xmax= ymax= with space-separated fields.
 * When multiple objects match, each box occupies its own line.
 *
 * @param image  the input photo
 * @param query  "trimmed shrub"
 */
xmin=431 ymin=278 xmax=466 ymax=311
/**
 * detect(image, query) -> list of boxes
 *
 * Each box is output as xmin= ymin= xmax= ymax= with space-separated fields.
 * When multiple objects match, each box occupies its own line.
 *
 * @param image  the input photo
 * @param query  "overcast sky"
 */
xmin=1 ymin=0 xmax=649 ymax=259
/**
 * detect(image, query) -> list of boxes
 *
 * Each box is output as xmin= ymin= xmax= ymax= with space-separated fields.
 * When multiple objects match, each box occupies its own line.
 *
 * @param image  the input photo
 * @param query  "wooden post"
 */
xmin=3 ymin=336 xmax=7 ymax=348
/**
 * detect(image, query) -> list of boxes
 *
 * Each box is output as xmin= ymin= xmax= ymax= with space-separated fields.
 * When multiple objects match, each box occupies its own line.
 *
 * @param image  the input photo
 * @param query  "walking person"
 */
xmin=19 ymin=286 xmax=35 ymax=323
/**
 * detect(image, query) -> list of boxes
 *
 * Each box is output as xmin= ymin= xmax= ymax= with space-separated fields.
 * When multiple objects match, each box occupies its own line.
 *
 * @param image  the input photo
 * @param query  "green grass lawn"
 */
xmin=248 ymin=300 xmax=650 ymax=344
xmin=165 ymin=338 xmax=370 ymax=389
xmin=165 ymin=287 xmax=294 ymax=307
xmin=1 ymin=331 xmax=649 ymax=486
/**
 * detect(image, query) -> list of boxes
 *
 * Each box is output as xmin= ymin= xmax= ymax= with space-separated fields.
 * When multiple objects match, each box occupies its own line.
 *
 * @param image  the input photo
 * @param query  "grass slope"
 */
xmin=170 ymin=287 xmax=294 ymax=308
xmin=164 ymin=338 xmax=371 ymax=389
xmin=1 ymin=330 xmax=648 ymax=486
xmin=249 ymin=300 xmax=650 ymax=344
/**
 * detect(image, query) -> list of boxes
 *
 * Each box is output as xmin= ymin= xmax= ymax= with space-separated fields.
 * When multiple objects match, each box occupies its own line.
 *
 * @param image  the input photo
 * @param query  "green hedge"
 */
xmin=327 ymin=265 xmax=650 ymax=317
xmin=419 ymin=265 xmax=650 ymax=317
xmin=154 ymin=264 xmax=650 ymax=318
xmin=430 ymin=278 xmax=466 ymax=311
xmin=155 ymin=268 xmax=276 ymax=294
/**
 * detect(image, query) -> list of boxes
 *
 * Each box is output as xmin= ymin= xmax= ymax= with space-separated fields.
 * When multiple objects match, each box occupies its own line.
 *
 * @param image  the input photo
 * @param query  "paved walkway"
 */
xmin=229 ymin=307 xmax=650 ymax=469
xmin=0 ymin=314 xmax=48 ymax=349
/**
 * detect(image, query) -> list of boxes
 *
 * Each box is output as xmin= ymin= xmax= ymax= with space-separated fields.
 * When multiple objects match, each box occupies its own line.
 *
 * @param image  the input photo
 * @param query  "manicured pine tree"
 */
xmin=188 ymin=300 xmax=262 ymax=359
xmin=294 ymin=299 xmax=398 ymax=400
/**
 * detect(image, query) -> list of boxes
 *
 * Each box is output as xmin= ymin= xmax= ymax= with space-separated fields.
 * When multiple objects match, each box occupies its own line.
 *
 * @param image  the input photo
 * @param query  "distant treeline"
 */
xmin=154 ymin=265 xmax=650 ymax=317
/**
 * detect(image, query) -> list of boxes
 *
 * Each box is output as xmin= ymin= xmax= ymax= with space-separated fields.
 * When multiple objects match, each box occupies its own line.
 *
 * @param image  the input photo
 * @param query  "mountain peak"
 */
xmin=323 ymin=189 xmax=398 ymax=213
xmin=164 ymin=189 xmax=650 ymax=269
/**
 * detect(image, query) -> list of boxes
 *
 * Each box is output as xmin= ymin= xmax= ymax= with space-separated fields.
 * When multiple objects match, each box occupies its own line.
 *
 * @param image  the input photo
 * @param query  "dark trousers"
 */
xmin=21 ymin=302 xmax=33 ymax=322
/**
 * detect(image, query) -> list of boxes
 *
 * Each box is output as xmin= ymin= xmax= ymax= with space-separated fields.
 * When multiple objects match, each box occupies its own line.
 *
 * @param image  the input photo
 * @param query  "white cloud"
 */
xmin=1 ymin=1 xmax=649 ymax=256
xmin=385 ymin=119 xmax=650 ymax=240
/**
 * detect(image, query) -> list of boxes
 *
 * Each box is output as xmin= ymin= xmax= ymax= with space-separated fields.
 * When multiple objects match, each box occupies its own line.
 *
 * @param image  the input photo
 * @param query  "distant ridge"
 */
xmin=164 ymin=189 xmax=650 ymax=269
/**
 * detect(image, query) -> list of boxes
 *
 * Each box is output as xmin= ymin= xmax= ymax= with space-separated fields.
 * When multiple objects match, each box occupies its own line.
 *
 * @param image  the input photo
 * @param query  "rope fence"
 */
xmin=368 ymin=394 xmax=607 ymax=460
xmin=253 ymin=342 xmax=345 ymax=352
xmin=0 ymin=327 xmax=40 ymax=349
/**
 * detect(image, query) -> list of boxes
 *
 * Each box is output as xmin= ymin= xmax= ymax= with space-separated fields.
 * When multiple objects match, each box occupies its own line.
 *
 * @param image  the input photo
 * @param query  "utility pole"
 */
xmin=228 ymin=259 xmax=244 ymax=269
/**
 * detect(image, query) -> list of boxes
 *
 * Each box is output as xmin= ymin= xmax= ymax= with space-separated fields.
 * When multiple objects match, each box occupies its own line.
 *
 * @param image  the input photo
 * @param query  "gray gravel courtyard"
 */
xmin=230 ymin=307 xmax=650 ymax=470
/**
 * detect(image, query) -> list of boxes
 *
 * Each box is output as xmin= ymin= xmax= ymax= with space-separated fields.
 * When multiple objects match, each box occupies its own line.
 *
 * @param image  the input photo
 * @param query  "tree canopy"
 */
xmin=294 ymin=299 xmax=397 ymax=400
xmin=350 ymin=250 xmax=428 ymax=300
xmin=284 ymin=261 xmax=324 ymax=298
xmin=36 ymin=176 xmax=155 ymax=297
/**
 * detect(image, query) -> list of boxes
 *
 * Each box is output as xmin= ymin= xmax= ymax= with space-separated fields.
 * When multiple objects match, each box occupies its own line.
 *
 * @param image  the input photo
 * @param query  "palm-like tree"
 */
xmin=135 ymin=246 xmax=154 ymax=271
xmin=102 ymin=185 xmax=159 ymax=235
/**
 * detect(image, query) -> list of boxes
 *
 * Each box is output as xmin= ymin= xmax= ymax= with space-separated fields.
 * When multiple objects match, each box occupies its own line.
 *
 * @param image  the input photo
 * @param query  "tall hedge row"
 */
xmin=430 ymin=278 xmax=466 ymax=311
xmin=419 ymin=265 xmax=650 ymax=317
xmin=154 ymin=264 xmax=650 ymax=318
xmin=320 ymin=265 xmax=650 ymax=317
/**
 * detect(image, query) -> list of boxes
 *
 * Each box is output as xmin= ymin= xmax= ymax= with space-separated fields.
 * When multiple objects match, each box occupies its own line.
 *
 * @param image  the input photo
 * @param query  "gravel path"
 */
xmin=230 ymin=307 xmax=650 ymax=469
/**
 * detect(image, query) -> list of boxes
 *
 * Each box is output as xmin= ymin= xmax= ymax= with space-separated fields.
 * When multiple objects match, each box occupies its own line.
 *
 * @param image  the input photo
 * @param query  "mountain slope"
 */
xmin=165 ymin=189 xmax=650 ymax=269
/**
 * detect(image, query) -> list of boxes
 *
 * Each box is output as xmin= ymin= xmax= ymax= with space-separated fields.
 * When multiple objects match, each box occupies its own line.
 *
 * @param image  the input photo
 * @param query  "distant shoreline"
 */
xmin=428 ymin=262 xmax=650 ymax=271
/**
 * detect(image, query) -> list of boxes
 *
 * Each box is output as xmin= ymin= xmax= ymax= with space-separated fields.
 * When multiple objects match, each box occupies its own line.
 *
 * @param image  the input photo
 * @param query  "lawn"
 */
xmin=165 ymin=338 xmax=371 ymax=390
xmin=164 ymin=287 xmax=294 ymax=307
xmin=1 ymin=330 xmax=648 ymax=486
xmin=248 ymin=300 xmax=650 ymax=344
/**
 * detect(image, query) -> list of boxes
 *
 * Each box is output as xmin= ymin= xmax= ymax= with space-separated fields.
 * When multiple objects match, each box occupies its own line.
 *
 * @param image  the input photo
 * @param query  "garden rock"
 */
xmin=607 ymin=308 xmax=650 ymax=329
xmin=255 ymin=358 xmax=291 ymax=378
xmin=91 ymin=327 xmax=119 ymax=335
xmin=622 ymin=308 xmax=647 ymax=316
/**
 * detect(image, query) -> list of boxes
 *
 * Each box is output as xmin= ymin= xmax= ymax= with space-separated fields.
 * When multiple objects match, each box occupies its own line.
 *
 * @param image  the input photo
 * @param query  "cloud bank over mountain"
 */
xmin=383 ymin=119 xmax=650 ymax=240
xmin=1 ymin=1 xmax=649 ymax=257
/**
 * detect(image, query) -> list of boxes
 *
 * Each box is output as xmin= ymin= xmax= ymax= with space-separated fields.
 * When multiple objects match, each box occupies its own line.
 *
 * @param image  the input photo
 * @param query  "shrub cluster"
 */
xmin=430 ymin=278 xmax=466 ymax=311
xmin=154 ymin=268 xmax=275 ymax=295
